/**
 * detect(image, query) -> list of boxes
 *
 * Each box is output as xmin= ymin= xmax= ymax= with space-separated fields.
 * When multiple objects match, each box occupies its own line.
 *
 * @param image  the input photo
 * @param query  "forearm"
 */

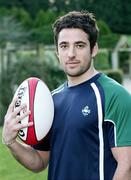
xmin=113 ymin=165 xmax=131 ymax=180
xmin=2 ymin=100 xmax=49 ymax=172
xmin=7 ymin=140 xmax=46 ymax=172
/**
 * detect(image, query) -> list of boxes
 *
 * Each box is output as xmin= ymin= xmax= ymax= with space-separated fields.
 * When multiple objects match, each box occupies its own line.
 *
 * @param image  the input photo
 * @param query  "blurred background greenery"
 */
xmin=0 ymin=1 xmax=131 ymax=178
xmin=1 ymin=0 xmax=131 ymax=124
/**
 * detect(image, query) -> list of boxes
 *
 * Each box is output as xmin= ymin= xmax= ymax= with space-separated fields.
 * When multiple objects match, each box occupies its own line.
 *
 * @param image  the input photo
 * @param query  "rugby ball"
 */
xmin=14 ymin=77 xmax=54 ymax=145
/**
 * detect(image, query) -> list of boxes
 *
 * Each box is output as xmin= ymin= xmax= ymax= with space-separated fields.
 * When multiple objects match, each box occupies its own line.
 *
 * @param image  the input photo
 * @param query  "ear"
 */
xmin=91 ymin=43 xmax=98 ymax=58
xmin=55 ymin=50 xmax=58 ymax=57
xmin=55 ymin=50 xmax=60 ymax=60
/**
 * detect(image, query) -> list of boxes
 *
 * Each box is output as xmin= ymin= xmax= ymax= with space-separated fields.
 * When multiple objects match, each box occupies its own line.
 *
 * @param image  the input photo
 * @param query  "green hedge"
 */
xmin=0 ymin=57 xmax=66 ymax=125
xmin=94 ymin=51 xmax=110 ymax=70
xmin=102 ymin=69 xmax=123 ymax=84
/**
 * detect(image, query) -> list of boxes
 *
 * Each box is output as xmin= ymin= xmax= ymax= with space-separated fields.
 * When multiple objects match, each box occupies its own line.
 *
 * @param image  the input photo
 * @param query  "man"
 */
xmin=2 ymin=11 xmax=131 ymax=180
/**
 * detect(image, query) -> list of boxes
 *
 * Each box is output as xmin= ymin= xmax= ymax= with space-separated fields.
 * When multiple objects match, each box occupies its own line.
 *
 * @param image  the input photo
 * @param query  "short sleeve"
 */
xmin=105 ymin=86 xmax=131 ymax=147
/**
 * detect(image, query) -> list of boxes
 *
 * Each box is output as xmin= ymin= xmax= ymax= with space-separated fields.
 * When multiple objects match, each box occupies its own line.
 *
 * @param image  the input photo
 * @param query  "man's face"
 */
xmin=57 ymin=28 xmax=95 ymax=77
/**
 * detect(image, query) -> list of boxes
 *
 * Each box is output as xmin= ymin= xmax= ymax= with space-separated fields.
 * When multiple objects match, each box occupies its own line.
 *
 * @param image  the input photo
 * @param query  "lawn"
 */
xmin=0 ymin=127 xmax=48 ymax=180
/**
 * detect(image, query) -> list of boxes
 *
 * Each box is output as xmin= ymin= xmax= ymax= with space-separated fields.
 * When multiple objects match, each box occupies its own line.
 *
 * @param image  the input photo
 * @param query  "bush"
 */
xmin=12 ymin=54 xmax=66 ymax=90
xmin=103 ymin=69 xmax=123 ymax=84
xmin=97 ymin=20 xmax=120 ymax=49
xmin=0 ymin=67 xmax=14 ymax=125
xmin=0 ymin=56 xmax=66 ymax=125
xmin=94 ymin=51 xmax=110 ymax=70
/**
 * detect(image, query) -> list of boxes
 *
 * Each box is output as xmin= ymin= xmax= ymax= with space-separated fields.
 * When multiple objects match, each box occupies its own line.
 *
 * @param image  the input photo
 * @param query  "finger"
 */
xmin=6 ymin=97 xmax=18 ymax=115
xmin=14 ymin=121 xmax=33 ymax=131
xmin=15 ymin=110 xmax=31 ymax=124
xmin=12 ymin=103 xmax=27 ymax=118
xmin=4 ymin=98 xmax=18 ymax=122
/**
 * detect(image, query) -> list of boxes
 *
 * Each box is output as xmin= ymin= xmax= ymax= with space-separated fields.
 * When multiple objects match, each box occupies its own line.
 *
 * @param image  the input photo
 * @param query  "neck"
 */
xmin=67 ymin=65 xmax=98 ymax=87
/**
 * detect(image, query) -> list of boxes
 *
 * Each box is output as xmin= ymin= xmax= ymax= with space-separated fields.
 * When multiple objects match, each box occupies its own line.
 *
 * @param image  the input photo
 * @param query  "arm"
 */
xmin=112 ymin=147 xmax=131 ymax=180
xmin=2 ymin=98 xmax=50 ymax=172
xmin=7 ymin=140 xmax=49 ymax=172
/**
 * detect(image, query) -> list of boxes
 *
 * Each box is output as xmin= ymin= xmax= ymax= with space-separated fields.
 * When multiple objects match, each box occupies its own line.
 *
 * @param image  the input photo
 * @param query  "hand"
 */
xmin=2 ymin=97 xmax=33 ymax=147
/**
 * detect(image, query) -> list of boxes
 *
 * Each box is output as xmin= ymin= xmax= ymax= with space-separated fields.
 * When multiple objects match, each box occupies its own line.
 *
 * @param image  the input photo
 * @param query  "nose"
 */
xmin=68 ymin=47 xmax=76 ymax=59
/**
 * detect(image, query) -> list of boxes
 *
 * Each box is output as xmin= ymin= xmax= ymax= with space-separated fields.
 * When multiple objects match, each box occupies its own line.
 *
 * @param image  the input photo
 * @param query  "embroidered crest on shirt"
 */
xmin=82 ymin=105 xmax=91 ymax=116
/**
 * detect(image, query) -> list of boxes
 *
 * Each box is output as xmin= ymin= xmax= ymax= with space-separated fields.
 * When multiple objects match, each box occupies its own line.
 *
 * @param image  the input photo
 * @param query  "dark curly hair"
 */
xmin=53 ymin=11 xmax=99 ymax=51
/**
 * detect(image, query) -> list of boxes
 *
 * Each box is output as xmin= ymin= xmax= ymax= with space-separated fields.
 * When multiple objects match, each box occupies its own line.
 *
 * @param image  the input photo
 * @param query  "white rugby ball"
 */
xmin=14 ymin=77 xmax=54 ymax=145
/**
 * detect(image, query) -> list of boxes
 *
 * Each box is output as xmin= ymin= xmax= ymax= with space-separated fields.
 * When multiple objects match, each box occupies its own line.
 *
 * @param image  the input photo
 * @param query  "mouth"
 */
xmin=66 ymin=61 xmax=80 ymax=65
xmin=66 ymin=61 xmax=80 ymax=69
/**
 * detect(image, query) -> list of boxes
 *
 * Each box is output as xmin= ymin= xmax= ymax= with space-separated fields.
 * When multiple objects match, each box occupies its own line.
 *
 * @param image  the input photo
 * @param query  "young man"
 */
xmin=2 ymin=11 xmax=131 ymax=180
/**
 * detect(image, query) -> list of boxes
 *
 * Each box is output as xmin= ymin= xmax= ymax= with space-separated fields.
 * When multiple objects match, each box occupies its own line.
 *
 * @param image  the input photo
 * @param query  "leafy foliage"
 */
xmin=10 ymin=55 xmax=66 ymax=90
xmin=0 ymin=3 xmax=129 ymax=125
xmin=0 ymin=0 xmax=130 ymax=34
xmin=94 ymin=51 xmax=110 ymax=70
xmin=97 ymin=20 xmax=120 ymax=49
xmin=11 ymin=7 xmax=32 ymax=28
xmin=103 ymin=69 xmax=123 ymax=84
xmin=0 ymin=15 xmax=29 ymax=46
xmin=0 ymin=55 xmax=66 ymax=125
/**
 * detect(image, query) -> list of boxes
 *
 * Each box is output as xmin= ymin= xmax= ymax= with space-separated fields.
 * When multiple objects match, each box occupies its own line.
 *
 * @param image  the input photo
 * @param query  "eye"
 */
xmin=76 ymin=43 xmax=85 ymax=49
xmin=60 ymin=44 xmax=68 ymax=49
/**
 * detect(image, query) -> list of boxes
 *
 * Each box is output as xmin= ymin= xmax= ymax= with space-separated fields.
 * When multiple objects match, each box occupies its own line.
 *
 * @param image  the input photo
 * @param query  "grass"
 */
xmin=0 ymin=127 xmax=48 ymax=180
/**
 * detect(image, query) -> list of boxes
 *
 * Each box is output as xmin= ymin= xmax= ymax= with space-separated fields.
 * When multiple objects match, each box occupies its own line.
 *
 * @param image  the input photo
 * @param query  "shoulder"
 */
xmin=98 ymin=74 xmax=131 ymax=118
xmin=98 ymin=73 xmax=122 ymax=90
xmin=98 ymin=73 xmax=131 ymax=99
xmin=51 ymin=83 xmax=65 ymax=96
xmin=98 ymin=74 xmax=131 ymax=114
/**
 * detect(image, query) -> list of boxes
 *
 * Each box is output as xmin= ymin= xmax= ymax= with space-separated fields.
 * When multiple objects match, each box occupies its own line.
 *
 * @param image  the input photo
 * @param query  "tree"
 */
xmin=0 ymin=0 xmax=50 ymax=17
xmin=0 ymin=15 xmax=31 ymax=123
xmin=0 ymin=0 xmax=22 ymax=8
xmin=97 ymin=20 xmax=120 ymax=49
xmin=11 ymin=7 xmax=32 ymax=28
xmin=89 ymin=0 xmax=131 ymax=34
xmin=27 ymin=10 xmax=57 ymax=57
xmin=109 ymin=0 xmax=131 ymax=34
xmin=0 ymin=54 xmax=66 ymax=125
xmin=0 ymin=0 xmax=131 ymax=34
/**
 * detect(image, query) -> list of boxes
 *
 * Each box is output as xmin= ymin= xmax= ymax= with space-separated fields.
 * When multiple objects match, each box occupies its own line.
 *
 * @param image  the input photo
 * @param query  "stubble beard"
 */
xmin=65 ymin=60 xmax=92 ymax=77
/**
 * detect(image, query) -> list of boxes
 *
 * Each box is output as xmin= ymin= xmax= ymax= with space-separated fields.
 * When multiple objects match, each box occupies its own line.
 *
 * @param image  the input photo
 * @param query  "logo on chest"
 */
xmin=82 ymin=105 xmax=91 ymax=116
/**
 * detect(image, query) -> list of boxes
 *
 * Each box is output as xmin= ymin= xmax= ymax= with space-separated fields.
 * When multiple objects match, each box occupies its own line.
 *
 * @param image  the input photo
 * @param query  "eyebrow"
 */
xmin=75 ymin=41 xmax=87 ymax=45
xmin=58 ymin=41 xmax=88 ymax=46
xmin=59 ymin=41 xmax=68 ymax=46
